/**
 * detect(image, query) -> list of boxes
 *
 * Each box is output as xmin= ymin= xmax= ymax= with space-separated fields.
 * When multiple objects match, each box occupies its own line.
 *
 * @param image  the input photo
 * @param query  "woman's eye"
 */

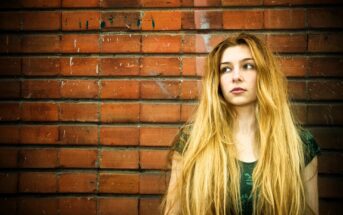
xmin=221 ymin=67 xmax=232 ymax=73
xmin=243 ymin=63 xmax=255 ymax=70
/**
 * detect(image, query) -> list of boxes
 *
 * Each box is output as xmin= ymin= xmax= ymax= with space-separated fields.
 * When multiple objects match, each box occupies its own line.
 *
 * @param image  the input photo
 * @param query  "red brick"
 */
xmin=0 ymin=173 xmax=18 ymax=193
xmin=61 ymin=34 xmax=99 ymax=53
xmin=59 ymin=198 xmax=96 ymax=215
xmin=101 ymin=12 xmax=140 ymax=31
xmin=100 ymin=126 xmax=139 ymax=146
xmin=20 ymin=0 xmax=61 ymax=8
xmin=308 ymin=33 xmax=343 ymax=52
xmin=142 ymin=35 xmax=181 ymax=53
xmin=140 ymin=198 xmax=162 ymax=215
xmin=98 ymin=198 xmax=138 ymax=215
xmin=0 ymin=148 xmax=17 ymax=168
xmin=101 ymin=80 xmax=139 ymax=99
xmin=278 ymin=57 xmax=308 ymax=77
xmin=182 ymin=0 xmax=193 ymax=6
xmin=140 ymin=150 xmax=169 ymax=169
xmin=140 ymin=127 xmax=178 ymax=146
xmin=0 ymin=81 xmax=20 ymax=99
xmin=18 ymin=149 xmax=58 ymax=168
xmin=140 ymin=173 xmax=166 ymax=194
xmin=318 ymin=153 xmax=343 ymax=174
xmin=21 ymin=102 xmax=58 ymax=121
xmin=222 ymin=0 xmax=262 ymax=5
xmin=264 ymin=0 xmax=342 ymax=5
xmin=100 ymin=149 xmax=139 ymax=169
xmin=20 ymin=125 xmax=59 ymax=144
xmin=59 ymin=126 xmax=98 ymax=145
xmin=193 ymin=0 xmax=221 ymax=6
xmin=0 ymin=35 xmax=21 ymax=53
xmin=182 ymin=56 xmax=206 ymax=76
xmin=59 ymin=173 xmax=96 ymax=193
xmin=62 ymin=0 xmax=100 ymax=7
xmin=309 ymin=127 xmax=343 ymax=150
xmin=22 ymin=58 xmax=60 ymax=76
xmin=101 ymin=34 xmax=141 ymax=53
xmin=288 ymin=81 xmax=306 ymax=100
xmin=100 ymin=58 xmax=139 ymax=76
xmin=223 ymin=10 xmax=263 ymax=29
xmin=0 ymin=103 xmax=20 ymax=121
xmin=21 ymin=80 xmax=61 ymax=99
xmin=266 ymin=34 xmax=307 ymax=53
xmin=0 ymin=12 xmax=21 ymax=30
xmin=18 ymin=198 xmax=58 ymax=215
xmin=61 ymin=80 xmax=99 ymax=98
xmin=59 ymin=149 xmax=97 ymax=168
xmin=62 ymin=11 xmax=100 ymax=30
xmin=142 ymin=11 xmax=181 ymax=30
xmin=182 ymin=10 xmax=222 ymax=30
xmin=182 ymin=34 xmax=226 ymax=53
xmin=22 ymin=35 xmax=60 ymax=53
xmin=264 ymin=9 xmax=305 ymax=29
xmin=181 ymin=80 xmax=202 ymax=99
xmin=101 ymin=0 xmax=140 ymax=8
xmin=59 ymin=103 xmax=98 ymax=122
xmin=0 ymin=57 xmax=21 ymax=76
xmin=22 ymin=12 xmax=61 ymax=30
xmin=141 ymin=0 xmax=181 ymax=7
xmin=181 ymin=103 xmax=197 ymax=122
xmin=291 ymin=104 xmax=306 ymax=125
xmin=19 ymin=172 xmax=57 ymax=192
xmin=308 ymin=57 xmax=343 ymax=77
xmin=101 ymin=103 xmax=139 ymax=122
xmin=0 ymin=199 xmax=17 ymax=215
xmin=308 ymin=81 xmax=343 ymax=100
xmin=60 ymin=57 xmax=100 ymax=76
xmin=318 ymin=177 xmax=343 ymax=198
xmin=140 ymin=80 xmax=180 ymax=99
xmin=140 ymin=57 xmax=180 ymax=76
xmin=99 ymin=173 xmax=139 ymax=193
xmin=307 ymin=104 xmax=343 ymax=125
xmin=0 ymin=126 xmax=20 ymax=144
xmin=308 ymin=8 xmax=343 ymax=28
xmin=140 ymin=104 xmax=180 ymax=122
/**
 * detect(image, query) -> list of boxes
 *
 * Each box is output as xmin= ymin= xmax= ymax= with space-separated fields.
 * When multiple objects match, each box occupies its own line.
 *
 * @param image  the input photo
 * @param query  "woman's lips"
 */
xmin=230 ymin=87 xmax=246 ymax=94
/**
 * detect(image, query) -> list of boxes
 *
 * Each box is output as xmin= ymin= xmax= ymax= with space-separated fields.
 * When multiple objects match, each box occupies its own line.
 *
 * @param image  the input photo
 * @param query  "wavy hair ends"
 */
xmin=161 ymin=33 xmax=310 ymax=215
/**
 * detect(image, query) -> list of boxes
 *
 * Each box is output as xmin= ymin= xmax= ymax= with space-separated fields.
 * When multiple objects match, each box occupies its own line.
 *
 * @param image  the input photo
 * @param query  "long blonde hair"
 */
xmin=162 ymin=33 xmax=309 ymax=214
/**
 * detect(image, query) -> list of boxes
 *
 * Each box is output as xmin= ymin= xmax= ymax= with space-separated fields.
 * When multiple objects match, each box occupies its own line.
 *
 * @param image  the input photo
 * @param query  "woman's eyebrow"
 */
xmin=220 ymin=58 xmax=254 ymax=65
xmin=241 ymin=58 xmax=254 ymax=62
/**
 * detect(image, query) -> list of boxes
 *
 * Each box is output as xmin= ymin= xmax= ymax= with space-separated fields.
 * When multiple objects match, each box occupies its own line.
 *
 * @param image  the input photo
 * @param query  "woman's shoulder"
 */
xmin=298 ymin=128 xmax=321 ymax=166
xmin=171 ymin=123 xmax=193 ymax=154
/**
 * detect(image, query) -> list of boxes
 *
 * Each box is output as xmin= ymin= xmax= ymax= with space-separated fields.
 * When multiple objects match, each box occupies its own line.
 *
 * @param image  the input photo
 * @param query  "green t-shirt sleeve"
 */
xmin=171 ymin=125 xmax=190 ymax=154
xmin=300 ymin=129 xmax=321 ymax=166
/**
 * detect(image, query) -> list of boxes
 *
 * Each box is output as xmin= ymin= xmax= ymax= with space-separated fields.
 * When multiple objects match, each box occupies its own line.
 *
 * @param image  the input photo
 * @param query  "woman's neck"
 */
xmin=233 ymin=104 xmax=256 ymax=134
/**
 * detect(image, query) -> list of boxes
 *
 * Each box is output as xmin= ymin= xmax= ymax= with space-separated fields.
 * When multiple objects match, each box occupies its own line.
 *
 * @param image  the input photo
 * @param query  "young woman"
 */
xmin=161 ymin=33 xmax=320 ymax=215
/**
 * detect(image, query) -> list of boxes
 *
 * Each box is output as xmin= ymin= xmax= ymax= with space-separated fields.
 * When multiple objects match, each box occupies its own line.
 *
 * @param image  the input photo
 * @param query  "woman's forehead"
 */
xmin=220 ymin=45 xmax=253 ymax=63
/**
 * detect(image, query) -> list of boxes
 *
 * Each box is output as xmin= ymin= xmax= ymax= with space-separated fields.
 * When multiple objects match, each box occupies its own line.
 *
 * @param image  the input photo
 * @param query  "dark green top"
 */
xmin=172 ymin=127 xmax=321 ymax=215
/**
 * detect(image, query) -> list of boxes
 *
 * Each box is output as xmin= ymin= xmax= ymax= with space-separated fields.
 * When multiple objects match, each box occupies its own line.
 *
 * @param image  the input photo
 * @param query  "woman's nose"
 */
xmin=232 ymin=68 xmax=241 ymax=81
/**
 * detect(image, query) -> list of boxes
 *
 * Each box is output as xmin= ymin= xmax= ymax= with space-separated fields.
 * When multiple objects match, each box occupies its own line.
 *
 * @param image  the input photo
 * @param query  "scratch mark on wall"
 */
xmin=100 ymin=21 xmax=106 ymax=28
xmin=152 ymin=17 xmax=155 ymax=28
xmin=156 ymin=81 xmax=169 ymax=96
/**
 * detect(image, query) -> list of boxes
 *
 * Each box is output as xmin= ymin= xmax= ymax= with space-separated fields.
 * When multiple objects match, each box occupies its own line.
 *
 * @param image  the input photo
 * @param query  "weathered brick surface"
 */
xmin=0 ymin=1 xmax=341 ymax=214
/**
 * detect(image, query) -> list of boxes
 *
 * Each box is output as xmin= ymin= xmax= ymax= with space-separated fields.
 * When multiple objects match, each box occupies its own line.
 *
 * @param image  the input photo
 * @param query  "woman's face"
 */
xmin=219 ymin=45 xmax=257 ymax=107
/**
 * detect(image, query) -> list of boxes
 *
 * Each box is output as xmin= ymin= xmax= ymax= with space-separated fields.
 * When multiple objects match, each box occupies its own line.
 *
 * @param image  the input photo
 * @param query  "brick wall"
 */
xmin=0 ymin=0 xmax=342 ymax=214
